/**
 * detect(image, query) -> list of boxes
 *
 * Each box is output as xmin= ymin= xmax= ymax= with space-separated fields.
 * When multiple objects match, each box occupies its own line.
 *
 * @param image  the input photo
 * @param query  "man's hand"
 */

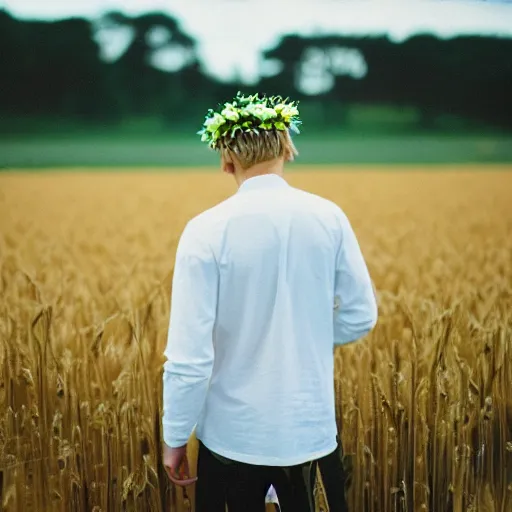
xmin=163 ymin=443 xmax=198 ymax=487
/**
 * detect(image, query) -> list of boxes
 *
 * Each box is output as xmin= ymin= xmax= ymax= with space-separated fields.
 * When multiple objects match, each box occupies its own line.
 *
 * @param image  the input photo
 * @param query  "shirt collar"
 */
xmin=237 ymin=174 xmax=289 ymax=194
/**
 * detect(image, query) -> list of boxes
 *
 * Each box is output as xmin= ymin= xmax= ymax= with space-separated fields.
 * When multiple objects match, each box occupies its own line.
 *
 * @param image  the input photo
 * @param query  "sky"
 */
xmin=3 ymin=0 xmax=512 ymax=82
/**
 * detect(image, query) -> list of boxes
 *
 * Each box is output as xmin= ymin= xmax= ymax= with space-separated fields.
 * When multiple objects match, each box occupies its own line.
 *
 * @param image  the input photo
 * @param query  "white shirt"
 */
xmin=162 ymin=174 xmax=377 ymax=466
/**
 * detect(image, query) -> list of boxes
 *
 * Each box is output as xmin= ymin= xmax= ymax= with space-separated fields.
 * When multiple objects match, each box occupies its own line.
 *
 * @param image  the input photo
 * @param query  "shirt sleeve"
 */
xmin=162 ymin=220 xmax=218 ymax=447
xmin=333 ymin=212 xmax=378 ymax=345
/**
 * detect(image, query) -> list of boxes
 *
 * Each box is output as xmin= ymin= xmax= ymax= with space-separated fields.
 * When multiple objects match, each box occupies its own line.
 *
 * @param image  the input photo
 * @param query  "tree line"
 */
xmin=0 ymin=9 xmax=511 ymax=132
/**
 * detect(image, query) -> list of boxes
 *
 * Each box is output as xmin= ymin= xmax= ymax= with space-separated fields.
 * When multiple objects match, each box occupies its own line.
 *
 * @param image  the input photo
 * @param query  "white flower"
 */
xmin=243 ymin=104 xmax=277 ymax=121
xmin=221 ymin=105 xmax=240 ymax=122
xmin=261 ymin=107 xmax=277 ymax=120
xmin=242 ymin=104 xmax=263 ymax=118
xmin=280 ymin=104 xmax=299 ymax=120
xmin=204 ymin=113 xmax=226 ymax=133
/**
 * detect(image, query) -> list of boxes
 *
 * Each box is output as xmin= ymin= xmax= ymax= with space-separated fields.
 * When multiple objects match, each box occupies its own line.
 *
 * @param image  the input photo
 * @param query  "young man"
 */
xmin=162 ymin=92 xmax=377 ymax=511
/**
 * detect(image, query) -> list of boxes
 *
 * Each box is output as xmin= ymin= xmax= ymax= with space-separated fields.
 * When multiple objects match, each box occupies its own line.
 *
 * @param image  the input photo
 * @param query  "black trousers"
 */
xmin=195 ymin=440 xmax=349 ymax=512
xmin=317 ymin=442 xmax=350 ymax=512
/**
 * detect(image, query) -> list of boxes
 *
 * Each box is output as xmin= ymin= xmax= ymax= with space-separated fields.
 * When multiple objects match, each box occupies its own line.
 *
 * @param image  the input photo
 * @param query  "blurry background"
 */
xmin=1 ymin=5 xmax=511 ymax=511
xmin=1 ymin=0 xmax=512 ymax=168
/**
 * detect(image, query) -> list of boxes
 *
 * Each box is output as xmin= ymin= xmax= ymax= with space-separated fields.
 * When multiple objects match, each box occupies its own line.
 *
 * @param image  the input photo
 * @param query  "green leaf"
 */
xmin=290 ymin=123 xmax=301 ymax=134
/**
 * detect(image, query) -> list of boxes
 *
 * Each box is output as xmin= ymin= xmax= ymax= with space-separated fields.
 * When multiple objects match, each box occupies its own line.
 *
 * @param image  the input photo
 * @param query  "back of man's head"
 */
xmin=198 ymin=92 xmax=302 ymax=171
xmin=220 ymin=128 xmax=297 ymax=170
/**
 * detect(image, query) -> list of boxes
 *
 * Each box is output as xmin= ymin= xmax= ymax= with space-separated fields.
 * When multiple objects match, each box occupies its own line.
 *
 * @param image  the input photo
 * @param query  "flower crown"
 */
xmin=198 ymin=92 xmax=301 ymax=150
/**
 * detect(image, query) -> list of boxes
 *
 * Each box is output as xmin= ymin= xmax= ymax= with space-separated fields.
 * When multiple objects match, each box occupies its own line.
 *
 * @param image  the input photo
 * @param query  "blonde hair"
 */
xmin=220 ymin=129 xmax=298 ymax=170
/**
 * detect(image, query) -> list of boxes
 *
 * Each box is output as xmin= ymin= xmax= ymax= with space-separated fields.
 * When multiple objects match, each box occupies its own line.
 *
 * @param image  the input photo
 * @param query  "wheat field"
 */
xmin=0 ymin=167 xmax=511 ymax=512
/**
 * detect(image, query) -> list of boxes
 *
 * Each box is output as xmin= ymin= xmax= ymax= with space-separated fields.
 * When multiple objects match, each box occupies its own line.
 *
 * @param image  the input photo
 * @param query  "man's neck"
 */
xmin=235 ymin=160 xmax=285 ymax=188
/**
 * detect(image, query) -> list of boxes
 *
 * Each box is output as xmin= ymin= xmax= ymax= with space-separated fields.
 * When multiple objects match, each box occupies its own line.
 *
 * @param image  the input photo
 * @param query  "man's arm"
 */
xmin=333 ymin=212 xmax=377 ymax=345
xmin=162 ymin=220 xmax=218 ymax=448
